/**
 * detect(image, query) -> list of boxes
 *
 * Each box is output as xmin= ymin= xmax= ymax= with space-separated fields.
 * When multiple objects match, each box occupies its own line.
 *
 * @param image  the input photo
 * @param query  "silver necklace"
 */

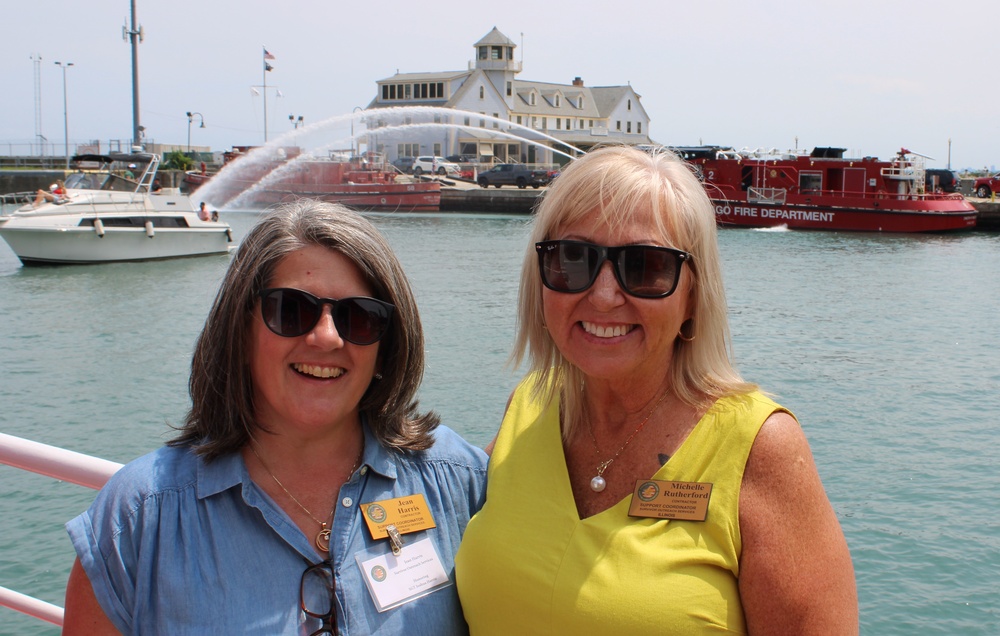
xmin=249 ymin=441 xmax=363 ymax=552
xmin=587 ymin=391 xmax=668 ymax=492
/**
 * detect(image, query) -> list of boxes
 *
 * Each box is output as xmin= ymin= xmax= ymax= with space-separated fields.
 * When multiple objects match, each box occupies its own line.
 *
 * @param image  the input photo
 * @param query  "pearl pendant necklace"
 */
xmin=590 ymin=460 xmax=614 ymax=492
xmin=588 ymin=391 xmax=668 ymax=492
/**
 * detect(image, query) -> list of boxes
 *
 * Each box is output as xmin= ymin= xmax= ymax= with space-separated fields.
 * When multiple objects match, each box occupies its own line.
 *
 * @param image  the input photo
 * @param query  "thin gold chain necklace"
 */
xmin=249 ymin=441 xmax=363 ymax=552
xmin=587 ymin=391 xmax=668 ymax=492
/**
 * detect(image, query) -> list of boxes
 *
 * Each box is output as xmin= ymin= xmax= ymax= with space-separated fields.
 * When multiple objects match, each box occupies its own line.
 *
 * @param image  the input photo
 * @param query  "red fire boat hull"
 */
xmin=673 ymin=145 xmax=978 ymax=233
xmin=712 ymin=197 xmax=977 ymax=233
xmin=184 ymin=148 xmax=441 ymax=212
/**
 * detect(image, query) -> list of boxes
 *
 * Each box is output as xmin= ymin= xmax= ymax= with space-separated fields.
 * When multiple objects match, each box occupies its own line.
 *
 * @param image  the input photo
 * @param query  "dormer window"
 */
xmin=530 ymin=93 xmax=536 ymax=106
xmin=578 ymin=97 xmax=584 ymax=109
xmin=555 ymin=95 xmax=561 ymax=107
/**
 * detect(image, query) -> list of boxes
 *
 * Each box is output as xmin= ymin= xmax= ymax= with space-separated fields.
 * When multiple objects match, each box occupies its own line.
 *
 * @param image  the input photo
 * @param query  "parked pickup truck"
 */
xmin=972 ymin=173 xmax=1000 ymax=198
xmin=477 ymin=164 xmax=550 ymax=189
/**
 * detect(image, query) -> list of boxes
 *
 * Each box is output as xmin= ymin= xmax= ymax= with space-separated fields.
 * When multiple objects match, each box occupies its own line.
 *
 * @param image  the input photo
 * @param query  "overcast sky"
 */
xmin=3 ymin=0 xmax=997 ymax=171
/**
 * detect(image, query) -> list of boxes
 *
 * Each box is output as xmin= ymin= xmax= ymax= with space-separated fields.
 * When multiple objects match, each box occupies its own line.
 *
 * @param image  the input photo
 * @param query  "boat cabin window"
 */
xmin=799 ymin=173 xmax=823 ymax=193
xmin=102 ymin=175 xmax=140 ymax=192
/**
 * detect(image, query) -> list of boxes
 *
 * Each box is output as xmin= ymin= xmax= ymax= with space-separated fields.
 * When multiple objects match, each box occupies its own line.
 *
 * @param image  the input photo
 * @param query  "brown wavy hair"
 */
xmin=171 ymin=200 xmax=438 ymax=459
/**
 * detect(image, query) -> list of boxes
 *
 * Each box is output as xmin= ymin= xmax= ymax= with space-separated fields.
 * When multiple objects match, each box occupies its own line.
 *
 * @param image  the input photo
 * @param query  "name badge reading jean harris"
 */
xmin=627 ymin=479 xmax=713 ymax=521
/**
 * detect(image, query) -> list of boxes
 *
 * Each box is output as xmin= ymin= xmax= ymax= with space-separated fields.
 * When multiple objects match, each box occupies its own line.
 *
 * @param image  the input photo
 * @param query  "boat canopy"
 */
xmin=70 ymin=152 xmax=160 ymax=194
xmin=809 ymin=147 xmax=847 ymax=159
xmin=72 ymin=152 xmax=157 ymax=165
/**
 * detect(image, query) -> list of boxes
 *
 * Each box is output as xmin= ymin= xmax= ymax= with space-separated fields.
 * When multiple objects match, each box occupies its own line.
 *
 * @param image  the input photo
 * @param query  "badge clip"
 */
xmin=386 ymin=523 xmax=404 ymax=555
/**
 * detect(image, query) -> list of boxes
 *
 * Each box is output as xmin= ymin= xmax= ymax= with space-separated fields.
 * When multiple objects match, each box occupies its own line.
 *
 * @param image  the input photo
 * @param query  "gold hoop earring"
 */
xmin=677 ymin=319 xmax=695 ymax=342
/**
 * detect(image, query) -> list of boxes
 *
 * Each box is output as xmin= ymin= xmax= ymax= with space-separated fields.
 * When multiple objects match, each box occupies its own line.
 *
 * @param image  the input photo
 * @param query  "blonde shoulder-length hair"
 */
xmin=511 ymin=145 xmax=756 ymax=439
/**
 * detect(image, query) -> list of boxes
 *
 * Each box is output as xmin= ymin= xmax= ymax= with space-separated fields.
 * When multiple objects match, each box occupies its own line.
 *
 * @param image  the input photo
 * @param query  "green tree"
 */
xmin=164 ymin=150 xmax=194 ymax=171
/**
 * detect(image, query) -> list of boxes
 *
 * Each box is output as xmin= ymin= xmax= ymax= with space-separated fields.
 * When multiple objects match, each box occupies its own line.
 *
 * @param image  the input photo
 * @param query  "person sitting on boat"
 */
xmin=124 ymin=164 xmax=137 ymax=179
xmin=33 ymin=182 xmax=66 ymax=207
xmin=455 ymin=145 xmax=858 ymax=635
xmin=150 ymin=179 xmax=163 ymax=193
xmin=198 ymin=201 xmax=211 ymax=221
xmin=63 ymin=200 xmax=488 ymax=635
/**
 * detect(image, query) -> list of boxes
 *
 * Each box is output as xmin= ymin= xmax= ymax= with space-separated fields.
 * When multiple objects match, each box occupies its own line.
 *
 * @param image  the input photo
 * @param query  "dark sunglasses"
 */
xmin=258 ymin=288 xmax=394 ymax=345
xmin=536 ymin=239 xmax=692 ymax=299
xmin=300 ymin=560 xmax=337 ymax=635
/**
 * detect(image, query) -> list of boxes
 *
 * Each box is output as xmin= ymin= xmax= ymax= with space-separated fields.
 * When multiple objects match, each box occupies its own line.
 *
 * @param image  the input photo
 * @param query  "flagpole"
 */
xmin=262 ymin=46 xmax=268 ymax=142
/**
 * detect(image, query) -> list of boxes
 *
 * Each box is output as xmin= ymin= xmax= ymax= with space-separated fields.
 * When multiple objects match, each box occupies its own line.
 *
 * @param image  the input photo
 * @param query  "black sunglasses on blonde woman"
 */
xmin=536 ymin=240 xmax=692 ymax=298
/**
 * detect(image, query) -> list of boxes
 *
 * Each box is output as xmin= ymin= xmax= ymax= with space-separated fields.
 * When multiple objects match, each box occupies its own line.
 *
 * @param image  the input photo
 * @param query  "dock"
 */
xmin=970 ymin=199 xmax=1000 ymax=230
xmin=441 ymin=185 xmax=542 ymax=214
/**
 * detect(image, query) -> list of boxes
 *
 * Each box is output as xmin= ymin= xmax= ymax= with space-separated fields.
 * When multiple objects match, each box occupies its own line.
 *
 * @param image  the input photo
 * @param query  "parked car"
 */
xmin=391 ymin=156 xmax=415 ymax=173
xmin=972 ymin=173 xmax=1000 ymax=198
xmin=924 ymin=168 xmax=959 ymax=193
xmin=476 ymin=163 xmax=550 ymax=189
xmin=446 ymin=154 xmax=478 ymax=164
xmin=412 ymin=156 xmax=460 ymax=176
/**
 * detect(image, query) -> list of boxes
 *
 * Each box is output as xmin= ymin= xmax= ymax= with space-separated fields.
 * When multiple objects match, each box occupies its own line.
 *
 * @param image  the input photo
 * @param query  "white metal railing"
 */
xmin=748 ymin=187 xmax=788 ymax=205
xmin=0 ymin=432 xmax=123 ymax=627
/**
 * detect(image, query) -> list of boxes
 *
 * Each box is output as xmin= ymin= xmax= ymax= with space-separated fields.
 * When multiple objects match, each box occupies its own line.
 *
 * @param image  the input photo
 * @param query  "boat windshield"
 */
xmin=64 ymin=172 xmax=105 ymax=190
xmin=64 ymin=172 xmax=137 ymax=192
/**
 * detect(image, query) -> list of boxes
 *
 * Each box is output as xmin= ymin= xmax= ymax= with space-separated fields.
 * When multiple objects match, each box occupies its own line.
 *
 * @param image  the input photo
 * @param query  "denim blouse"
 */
xmin=66 ymin=422 xmax=488 ymax=635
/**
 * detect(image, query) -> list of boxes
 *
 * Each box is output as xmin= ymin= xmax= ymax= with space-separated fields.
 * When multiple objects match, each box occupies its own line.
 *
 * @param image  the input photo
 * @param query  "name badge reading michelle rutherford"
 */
xmin=356 ymin=537 xmax=451 ymax=612
xmin=361 ymin=494 xmax=436 ymax=540
xmin=627 ymin=479 xmax=713 ymax=521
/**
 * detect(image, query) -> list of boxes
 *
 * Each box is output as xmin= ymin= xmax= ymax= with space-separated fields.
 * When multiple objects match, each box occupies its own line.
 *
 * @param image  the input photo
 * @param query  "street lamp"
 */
xmin=289 ymin=114 xmax=304 ymax=129
xmin=54 ymin=61 xmax=74 ymax=168
xmin=186 ymin=111 xmax=205 ymax=152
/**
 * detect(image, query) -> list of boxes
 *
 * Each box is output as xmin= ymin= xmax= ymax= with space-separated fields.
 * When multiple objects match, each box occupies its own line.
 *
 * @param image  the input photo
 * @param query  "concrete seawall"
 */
xmin=440 ymin=187 xmax=542 ymax=214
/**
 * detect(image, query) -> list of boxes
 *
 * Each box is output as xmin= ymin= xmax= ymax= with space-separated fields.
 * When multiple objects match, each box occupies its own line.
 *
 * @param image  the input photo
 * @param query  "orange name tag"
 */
xmin=361 ymin=494 xmax=436 ymax=540
xmin=627 ymin=479 xmax=713 ymax=521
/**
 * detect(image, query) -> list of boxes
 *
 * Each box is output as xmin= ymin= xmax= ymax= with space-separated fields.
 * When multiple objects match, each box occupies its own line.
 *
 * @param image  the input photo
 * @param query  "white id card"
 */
xmin=355 ymin=537 xmax=451 ymax=612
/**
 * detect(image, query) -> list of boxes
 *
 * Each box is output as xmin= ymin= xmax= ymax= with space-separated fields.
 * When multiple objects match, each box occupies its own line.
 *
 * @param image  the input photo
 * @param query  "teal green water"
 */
xmin=0 ymin=212 xmax=997 ymax=634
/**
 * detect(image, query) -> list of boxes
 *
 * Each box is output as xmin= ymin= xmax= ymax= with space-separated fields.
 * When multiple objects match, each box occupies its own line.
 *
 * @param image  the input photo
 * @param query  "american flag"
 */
xmin=263 ymin=49 xmax=275 ymax=60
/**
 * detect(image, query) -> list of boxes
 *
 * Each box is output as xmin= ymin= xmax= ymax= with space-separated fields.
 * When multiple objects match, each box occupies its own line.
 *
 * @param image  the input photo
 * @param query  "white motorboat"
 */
xmin=0 ymin=152 xmax=233 ymax=265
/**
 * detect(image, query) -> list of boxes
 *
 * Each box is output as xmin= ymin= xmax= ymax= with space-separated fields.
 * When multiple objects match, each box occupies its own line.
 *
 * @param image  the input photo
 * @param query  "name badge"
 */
xmin=627 ymin=479 xmax=713 ymax=521
xmin=356 ymin=537 xmax=452 ymax=612
xmin=361 ymin=494 xmax=436 ymax=540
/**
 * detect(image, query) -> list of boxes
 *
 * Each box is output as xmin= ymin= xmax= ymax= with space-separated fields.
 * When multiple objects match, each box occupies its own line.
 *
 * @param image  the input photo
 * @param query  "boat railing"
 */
xmin=748 ymin=187 xmax=787 ymax=205
xmin=0 ymin=432 xmax=122 ymax=628
xmin=881 ymin=165 xmax=917 ymax=180
xmin=0 ymin=192 xmax=36 ymax=207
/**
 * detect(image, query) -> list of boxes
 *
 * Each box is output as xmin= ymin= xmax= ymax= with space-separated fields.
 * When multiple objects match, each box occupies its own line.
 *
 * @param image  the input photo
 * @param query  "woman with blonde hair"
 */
xmin=456 ymin=146 xmax=857 ymax=634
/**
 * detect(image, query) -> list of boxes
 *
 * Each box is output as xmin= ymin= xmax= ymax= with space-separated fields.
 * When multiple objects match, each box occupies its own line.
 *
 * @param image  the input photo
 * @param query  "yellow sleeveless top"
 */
xmin=456 ymin=374 xmax=787 ymax=635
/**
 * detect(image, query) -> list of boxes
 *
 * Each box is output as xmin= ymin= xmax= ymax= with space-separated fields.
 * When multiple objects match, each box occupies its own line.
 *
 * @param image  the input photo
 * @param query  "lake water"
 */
xmin=1 ymin=211 xmax=998 ymax=635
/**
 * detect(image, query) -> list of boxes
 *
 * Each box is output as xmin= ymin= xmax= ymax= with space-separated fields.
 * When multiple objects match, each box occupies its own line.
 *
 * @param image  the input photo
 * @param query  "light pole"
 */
xmin=288 ymin=114 xmax=303 ymax=129
xmin=55 ymin=61 xmax=73 ymax=168
xmin=186 ymin=111 xmax=204 ymax=152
